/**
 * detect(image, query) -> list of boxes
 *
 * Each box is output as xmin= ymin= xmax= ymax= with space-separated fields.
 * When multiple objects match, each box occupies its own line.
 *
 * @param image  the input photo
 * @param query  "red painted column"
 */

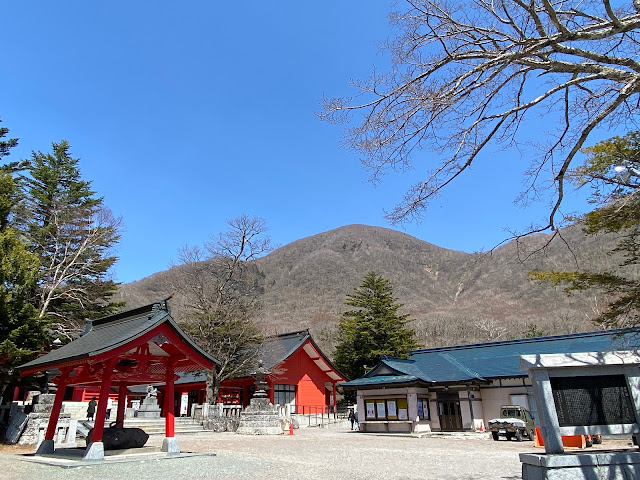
xmin=164 ymin=361 xmax=175 ymax=437
xmin=116 ymin=383 xmax=127 ymax=427
xmin=91 ymin=363 xmax=114 ymax=443
xmin=332 ymin=382 xmax=337 ymax=414
xmin=44 ymin=377 xmax=68 ymax=441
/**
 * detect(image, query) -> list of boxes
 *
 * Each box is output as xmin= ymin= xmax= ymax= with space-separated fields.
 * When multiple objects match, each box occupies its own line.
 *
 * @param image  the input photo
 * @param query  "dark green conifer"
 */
xmin=18 ymin=140 xmax=123 ymax=333
xmin=334 ymin=271 xmax=418 ymax=381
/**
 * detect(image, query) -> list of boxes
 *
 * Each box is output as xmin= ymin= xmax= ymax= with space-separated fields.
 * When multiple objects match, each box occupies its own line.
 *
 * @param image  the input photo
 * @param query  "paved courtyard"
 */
xmin=0 ymin=428 xmax=633 ymax=480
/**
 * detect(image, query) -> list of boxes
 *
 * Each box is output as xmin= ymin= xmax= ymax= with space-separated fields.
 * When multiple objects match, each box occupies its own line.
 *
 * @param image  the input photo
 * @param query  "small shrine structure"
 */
xmin=17 ymin=298 xmax=218 ymax=460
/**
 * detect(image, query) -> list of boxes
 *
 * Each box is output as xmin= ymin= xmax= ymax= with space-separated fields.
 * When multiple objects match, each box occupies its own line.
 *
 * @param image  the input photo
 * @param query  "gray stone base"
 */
xmin=236 ymin=397 xmax=283 ymax=435
xmin=202 ymin=416 xmax=241 ymax=432
xmin=161 ymin=437 xmax=180 ymax=455
xmin=35 ymin=439 xmax=54 ymax=455
xmin=83 ymin=441 xmax=105 ymax=461
xmin=521 ymin=450 xmax=640 ymax=479
xmin=135 ymin=410 xmax=161 ymax=418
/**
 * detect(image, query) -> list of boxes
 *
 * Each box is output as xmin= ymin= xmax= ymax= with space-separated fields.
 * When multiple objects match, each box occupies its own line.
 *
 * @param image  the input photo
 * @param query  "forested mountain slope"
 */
xmin=116 ymin=224 xmax=621 ymax=353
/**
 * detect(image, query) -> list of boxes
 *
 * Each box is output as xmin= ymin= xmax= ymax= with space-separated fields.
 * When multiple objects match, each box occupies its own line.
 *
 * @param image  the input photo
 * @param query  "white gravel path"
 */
xmin=0 ymin=428 xmax=632 ymax=480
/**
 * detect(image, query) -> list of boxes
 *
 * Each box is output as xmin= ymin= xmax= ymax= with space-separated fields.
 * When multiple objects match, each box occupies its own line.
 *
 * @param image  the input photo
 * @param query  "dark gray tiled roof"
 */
xmin=139 ymin=329 xmax=343 ymax=388
xmin=18 ymin=299 xmax=217 ymax=372
xmin=261 ymin=329 xmax=310 ymax=370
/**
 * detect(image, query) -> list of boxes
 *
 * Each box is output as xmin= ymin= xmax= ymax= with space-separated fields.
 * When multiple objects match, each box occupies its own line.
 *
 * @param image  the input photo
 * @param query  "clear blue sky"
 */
xmin=1 ymin=1 xmax=605 ymax=284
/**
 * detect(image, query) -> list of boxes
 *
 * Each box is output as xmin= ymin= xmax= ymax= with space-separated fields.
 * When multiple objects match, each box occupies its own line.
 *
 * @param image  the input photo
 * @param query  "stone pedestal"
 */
xmin=162 ymin=436 xmax=180 ymax=455
xmin=236 ymin=398 xmax=283 ymax=435
xmin=520 ymin=451 xmax=640 ymax=480
xmin=136 ymin=396 xmax=161 ymax=418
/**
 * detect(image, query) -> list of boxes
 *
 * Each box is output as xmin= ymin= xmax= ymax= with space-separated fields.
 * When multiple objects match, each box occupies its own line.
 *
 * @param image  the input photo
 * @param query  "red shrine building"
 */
xmin=72 ymin=329 xmax=346 ymax=417
xmin=170 ymin=329 xmax=346 ymax=415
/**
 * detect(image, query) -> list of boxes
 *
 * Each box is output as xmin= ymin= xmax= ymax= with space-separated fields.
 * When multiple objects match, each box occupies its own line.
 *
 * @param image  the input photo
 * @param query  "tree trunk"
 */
xmin=205 ymin=369 xmax=222 ymax=405
xmin=205 ymin=369 xmax=215 ymax=404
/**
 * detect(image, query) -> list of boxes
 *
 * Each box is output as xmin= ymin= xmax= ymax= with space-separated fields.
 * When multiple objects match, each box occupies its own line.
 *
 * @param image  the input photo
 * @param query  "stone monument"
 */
xmin=5 ymin=393 xmax=76 ymax=448
xmin=136 ymin=385 xmax=161 ymax=418
xmin=236 ymin=361 xmax=283 ymax=435
xmin=519 ymin=351 xmax=640 ymax=480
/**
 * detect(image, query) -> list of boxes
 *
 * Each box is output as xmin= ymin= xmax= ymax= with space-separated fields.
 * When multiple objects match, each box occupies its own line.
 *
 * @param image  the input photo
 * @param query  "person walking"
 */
xmin=87 ymin=397 xmax=97 ymax=421
xmin=348 ymin=408 xmax=356 ymax=430
xmin=106 ymin=397 xmax=113 ymax=420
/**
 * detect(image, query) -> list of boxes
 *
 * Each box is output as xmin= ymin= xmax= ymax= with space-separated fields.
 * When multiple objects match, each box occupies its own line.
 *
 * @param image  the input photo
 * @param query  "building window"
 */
xmin=274 ymin=384 xmax=296 ymax=406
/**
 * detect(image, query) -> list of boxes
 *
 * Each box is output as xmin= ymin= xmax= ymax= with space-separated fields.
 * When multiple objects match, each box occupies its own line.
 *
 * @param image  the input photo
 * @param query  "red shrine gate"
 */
xmin=18 ymin=299 xmax=217 ymax=460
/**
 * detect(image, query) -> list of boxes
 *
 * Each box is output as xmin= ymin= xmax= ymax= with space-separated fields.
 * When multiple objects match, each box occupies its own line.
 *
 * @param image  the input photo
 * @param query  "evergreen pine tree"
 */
xmin=18 ymin=140 xmax=123 ymax=334
xmin=0 ymin=122 xmax=49 ymax=398
xmin=334 ymin=271 xmax=418 ymax=381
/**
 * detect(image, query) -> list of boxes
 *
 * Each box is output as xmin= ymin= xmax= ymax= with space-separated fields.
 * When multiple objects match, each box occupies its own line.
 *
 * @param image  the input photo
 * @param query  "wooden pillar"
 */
xmin=36 ymin=369 xmax=69 ymax=455
xmin=164 ymin=361 xmax=175 ymax=438
xmin=116 ymin=383 xmax=127 ymax=427
xmin=91 ymin=362 xmax=114 ymax=443
xmin=44 ymin=377 xmax=68 ymax=441
xmin=332 ymin=382 xmax=337 ymax=414
xmin=161 ymin=359 xmax=179 ymax=454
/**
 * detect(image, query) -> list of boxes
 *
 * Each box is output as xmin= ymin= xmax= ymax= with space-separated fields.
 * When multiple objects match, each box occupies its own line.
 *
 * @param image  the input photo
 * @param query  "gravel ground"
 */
xmin=0 ymin=429 xmax=634 ymax=480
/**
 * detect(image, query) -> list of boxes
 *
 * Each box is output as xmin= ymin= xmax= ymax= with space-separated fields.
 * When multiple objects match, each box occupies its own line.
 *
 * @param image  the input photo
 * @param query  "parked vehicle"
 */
xmin=488 ymin=405 xmax=536 ymax=441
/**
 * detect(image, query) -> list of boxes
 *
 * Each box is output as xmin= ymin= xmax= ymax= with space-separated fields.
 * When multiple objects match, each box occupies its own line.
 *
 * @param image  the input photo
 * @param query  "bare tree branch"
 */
xmin=169 ymin=215 xmax=272 ymax=403
xmin=320 ymin=0 xmax=640 ymax=233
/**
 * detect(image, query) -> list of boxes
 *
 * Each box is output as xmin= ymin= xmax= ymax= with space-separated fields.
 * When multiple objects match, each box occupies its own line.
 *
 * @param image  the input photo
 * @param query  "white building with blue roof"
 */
xmin=342 ymin=328 xmax=639 ymax=434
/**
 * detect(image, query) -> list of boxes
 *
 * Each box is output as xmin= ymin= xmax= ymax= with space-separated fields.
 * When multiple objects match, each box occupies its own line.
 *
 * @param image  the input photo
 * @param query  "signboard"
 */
xmin=376 ymin=401 xmax=386 ymax=419
xmin=387 ymin=400 xmax=397 ymax=418
xmin=551 ymin=374 xmax=636 ymax=427
xmin=180 ymin=392 xmax=189 ymax=416
xmin=366 ymin=402 xmax=375 ymax=419
xmin=398 ymin=408 xmax=408 ymax=420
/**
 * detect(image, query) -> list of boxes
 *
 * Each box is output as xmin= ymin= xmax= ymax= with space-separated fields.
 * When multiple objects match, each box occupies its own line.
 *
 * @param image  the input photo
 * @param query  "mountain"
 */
xmin=115 ymin=224 xmax=626 ymax=354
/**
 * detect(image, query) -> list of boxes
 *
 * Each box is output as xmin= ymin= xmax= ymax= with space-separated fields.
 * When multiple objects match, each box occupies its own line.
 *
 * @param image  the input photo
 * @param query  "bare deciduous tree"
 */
xmin=171 ymin=215 xmax=273 ymax=403
xmin=321 ymin=0 xmax=640 ymax=233
xmin=38 ymin=208 xmax=122 ymax=327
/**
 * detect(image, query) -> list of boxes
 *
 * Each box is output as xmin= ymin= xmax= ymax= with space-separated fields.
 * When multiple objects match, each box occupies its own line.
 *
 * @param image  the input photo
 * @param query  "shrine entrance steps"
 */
xmin=76 ymin=417 xmax=208 ymax=437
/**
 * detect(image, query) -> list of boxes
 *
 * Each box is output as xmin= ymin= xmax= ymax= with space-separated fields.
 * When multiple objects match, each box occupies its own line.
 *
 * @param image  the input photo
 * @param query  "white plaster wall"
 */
xmin=479 ymin=386 xmax=530 ymax=422
xmin=460 ymin=390 xmax=485 ymax=430
xmin=429 ymin=398 xmax=440 ymax=430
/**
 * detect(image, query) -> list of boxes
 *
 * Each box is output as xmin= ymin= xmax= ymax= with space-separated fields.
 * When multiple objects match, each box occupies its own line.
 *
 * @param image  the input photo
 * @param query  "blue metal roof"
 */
xmin=344 ymin=375 xmax=422 ymax=387
xmin=343 ymin=328 xmax=639 ymax=388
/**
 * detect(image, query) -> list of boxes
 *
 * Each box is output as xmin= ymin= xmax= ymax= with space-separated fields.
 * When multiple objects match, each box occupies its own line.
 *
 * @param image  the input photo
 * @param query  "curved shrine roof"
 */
xmin=18 ymin=299 xmax=218 ymax=379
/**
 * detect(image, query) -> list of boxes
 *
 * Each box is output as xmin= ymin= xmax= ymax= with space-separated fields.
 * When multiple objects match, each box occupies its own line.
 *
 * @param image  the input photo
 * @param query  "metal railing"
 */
xmin=191 ymin=402 xmax=350 ymax=428
xmin=276 ymin=404 xmax=349 ymax=427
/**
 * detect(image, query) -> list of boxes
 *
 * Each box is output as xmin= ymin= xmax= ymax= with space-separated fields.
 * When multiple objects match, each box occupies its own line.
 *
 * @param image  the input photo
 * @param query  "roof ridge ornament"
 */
xmin=149 ymin=296 xmax=173 ymax=318
xmin=81 ymin=318 xmax=93 ymax=336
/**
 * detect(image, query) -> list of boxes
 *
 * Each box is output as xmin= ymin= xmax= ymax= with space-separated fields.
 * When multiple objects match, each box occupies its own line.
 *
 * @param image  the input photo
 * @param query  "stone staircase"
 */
xmin=122 ymin=417 xmax=207 ymax=435
xmin=74 ymin=417 xmax=208 ymax=437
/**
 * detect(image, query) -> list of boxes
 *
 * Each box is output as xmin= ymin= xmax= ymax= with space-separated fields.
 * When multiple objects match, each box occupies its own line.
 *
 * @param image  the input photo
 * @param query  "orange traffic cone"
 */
xmin=479 ymin=421 xmax=485 ymax=432
xmin=289 ymin=423 xmax=294 ymax=435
